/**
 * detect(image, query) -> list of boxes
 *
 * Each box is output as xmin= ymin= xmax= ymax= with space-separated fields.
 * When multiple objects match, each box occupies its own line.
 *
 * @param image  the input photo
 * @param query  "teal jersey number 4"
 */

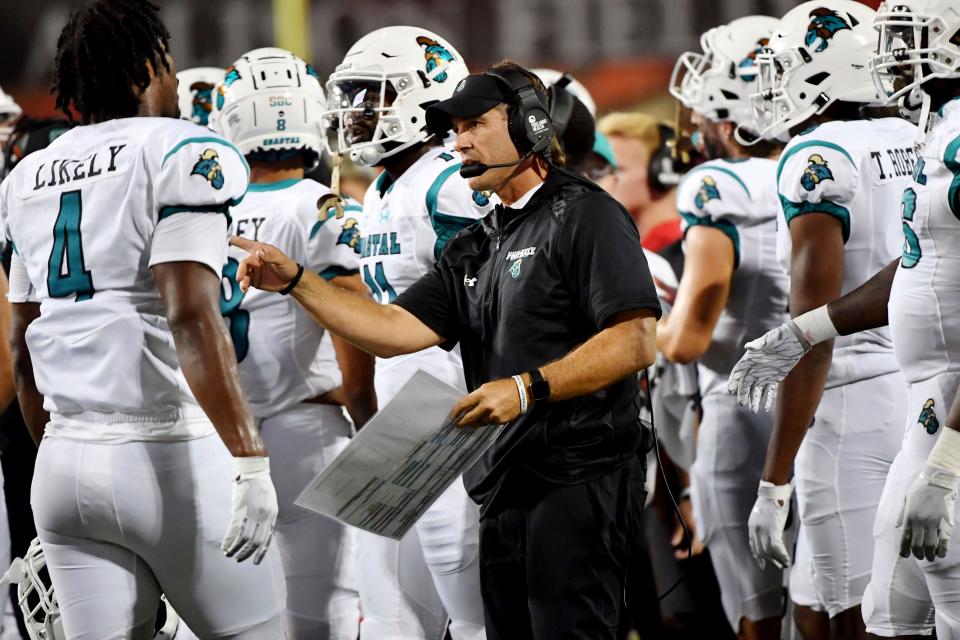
xmin=47 ymin=190 xmax=94 ymax=301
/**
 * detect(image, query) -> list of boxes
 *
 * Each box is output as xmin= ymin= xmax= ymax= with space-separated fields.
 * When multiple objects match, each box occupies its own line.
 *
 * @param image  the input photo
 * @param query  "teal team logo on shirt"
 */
xmin=801 ymin=154 xmax=834 ymax=191
xmin=337 ymin=218 xmax=362 ymax=254
xmin=918 ymin=399 xmax=940 ymax=435
xmin=509 ymin=258 xmax=522 ymax=279
xmin=191 ymin=149 xmax=224 ymax=189
xmin=805 ymin=8 xmax=852 ymax=53
xmin=694 ymin=176 xmax=721 ymax=209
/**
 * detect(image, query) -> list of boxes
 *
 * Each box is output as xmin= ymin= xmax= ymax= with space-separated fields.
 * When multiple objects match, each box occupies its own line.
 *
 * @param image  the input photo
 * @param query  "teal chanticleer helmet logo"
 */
xmin=190 ymin=81 xmax=215 ymax=126
xmin=191 ymin=149 xmax=225 ymax=189
xmin=801 ymin=154 xmax=834 ymax=191
xmin=216 ymin=66 xmax=242 ymax=111
xmin=416 ymin=36 xmax=455 ymax=83
xmin=694 ymin=176 xmax=721 ymax=209
xmin=337 ymin=218 xmax=362 ymax=254
xmin=804 ymin=8 xmax=853 ymax=53
xmin=737 ymin=37 xmax=770 ymax=83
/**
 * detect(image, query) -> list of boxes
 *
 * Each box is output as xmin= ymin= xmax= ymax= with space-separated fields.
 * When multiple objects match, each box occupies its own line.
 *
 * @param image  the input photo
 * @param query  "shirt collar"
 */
xmin=504 ymin=182 xmax=543 ymax=210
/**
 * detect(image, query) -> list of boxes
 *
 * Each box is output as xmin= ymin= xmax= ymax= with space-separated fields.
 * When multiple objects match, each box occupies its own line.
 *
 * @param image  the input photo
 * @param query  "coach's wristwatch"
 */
xmin=526 ymin=369 xmax=551 ymax=403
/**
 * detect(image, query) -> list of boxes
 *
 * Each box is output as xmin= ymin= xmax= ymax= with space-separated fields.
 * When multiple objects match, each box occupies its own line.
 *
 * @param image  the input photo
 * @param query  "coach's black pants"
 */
xmin=479 ymin=457 xmax=645 ymax=640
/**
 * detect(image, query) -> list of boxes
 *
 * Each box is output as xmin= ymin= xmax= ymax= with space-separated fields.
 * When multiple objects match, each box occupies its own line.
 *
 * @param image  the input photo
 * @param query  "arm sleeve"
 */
xmin=7 ymin=251 xmax=38 ymax=304
xmin=148 ymin=213 xmax=229 ymax=277
xmin=148 ymin=134 xmax=247 ymax=275
xmin=426 ymin=163 xmax=491 ymax=259
xmin=307 ymin=198 xmax=362 ymax=281
xmin=558 ymin=193 xmax=663 ymax=328
xmin=677 ymin=166 xmax=752 ymax=268
xmin=393 ymin=262 xmax=459 ymax=350
xmin=777 ymin=140 xmax=859 ymax=243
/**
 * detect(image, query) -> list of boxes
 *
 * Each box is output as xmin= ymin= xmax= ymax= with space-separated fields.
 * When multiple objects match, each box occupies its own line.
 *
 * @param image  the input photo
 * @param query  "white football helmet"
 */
xmin=209 ymin=48 xmax=325 ymax=168
xmin=0 ymin=84 xmax=22 ymax=176
xmin=872 ymin=0 xmax=960 ymax=127
xmin=177 ymin=67 xmax=224 ymax=127
xmin=532 ymin=68 xmax=597 ymax=117
xmin=323 ymin=26 xmax=468 ymax=166
xmin=746 ymin=0 xmax=884 ymax=142
xmin=670 ymin=16 xmax=779 ymax=129
xmin=1 ymin=538 xmax=181 ymax=640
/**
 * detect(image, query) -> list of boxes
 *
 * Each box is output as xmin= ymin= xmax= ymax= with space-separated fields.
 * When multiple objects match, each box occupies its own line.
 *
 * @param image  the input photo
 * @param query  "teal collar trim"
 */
xmin=248 ymin=178 xmax=301 ymax=192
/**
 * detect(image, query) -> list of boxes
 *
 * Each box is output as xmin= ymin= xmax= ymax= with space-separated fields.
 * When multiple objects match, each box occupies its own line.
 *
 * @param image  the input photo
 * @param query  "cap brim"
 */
xmin=425 ymin=74 xmax=512 ymax=135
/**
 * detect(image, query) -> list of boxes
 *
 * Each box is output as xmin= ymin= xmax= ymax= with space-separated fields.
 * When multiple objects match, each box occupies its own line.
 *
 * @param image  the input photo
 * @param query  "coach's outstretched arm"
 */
xmin=231 ymin=236 xmax=443 ymax=358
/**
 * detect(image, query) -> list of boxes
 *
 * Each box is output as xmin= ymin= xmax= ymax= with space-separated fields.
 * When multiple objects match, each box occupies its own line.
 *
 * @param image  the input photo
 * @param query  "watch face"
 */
xmin=531 ymin=379 xmax=550 ymax=401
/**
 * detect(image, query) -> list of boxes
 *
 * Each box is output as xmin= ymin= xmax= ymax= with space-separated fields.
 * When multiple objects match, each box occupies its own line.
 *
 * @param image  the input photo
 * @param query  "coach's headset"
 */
xmin=458 ymin=68 xmax=556 ymax=179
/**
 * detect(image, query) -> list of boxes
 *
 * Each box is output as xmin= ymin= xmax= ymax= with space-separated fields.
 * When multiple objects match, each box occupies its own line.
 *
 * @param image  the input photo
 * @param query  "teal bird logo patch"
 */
xmin=805 ymin=8 xmax=853 ymax=53
xmin=694 ymin=176 xmax=721 ymax=209
xmin=337 ymin=218 xmax=362 ymax=254
xmin=191 ymin=149 xmax=224 ymax=189
xmin=801 ymin=154 xmax=834 ymax=191
xmin=416 ymin=36 xmax=456 ymax=83
xmin=918 ymin=399 xmax=940 ymax=435
xmin=509 ymin=258 xmax=522 ymax=279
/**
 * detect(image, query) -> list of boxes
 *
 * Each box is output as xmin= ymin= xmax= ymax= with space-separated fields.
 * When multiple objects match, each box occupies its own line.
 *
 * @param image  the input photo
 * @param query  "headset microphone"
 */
xmin=458 ymin=137 xmax=549 ymax=179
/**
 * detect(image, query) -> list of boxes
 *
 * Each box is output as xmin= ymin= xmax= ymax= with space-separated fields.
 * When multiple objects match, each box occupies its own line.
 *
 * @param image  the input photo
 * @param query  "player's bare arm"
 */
xmin=153 ymin=260 xmax=266 ymax=458
xmin=230 ymin=235 xmax=443 ymax=357
xmin=0 ymin=270 xmax=18 ymax=414
xmin=328 ymin=273 xmax=378 ymax=427
xmin=451 ymin=308 xmax=658 ymax=427
xmin=10 ymin=302 xmax=46 ymax=445
xmin=762 ymin=213 xmax=844 ymax=486
xmin=657 ymin=225 xmax=735 ymax=363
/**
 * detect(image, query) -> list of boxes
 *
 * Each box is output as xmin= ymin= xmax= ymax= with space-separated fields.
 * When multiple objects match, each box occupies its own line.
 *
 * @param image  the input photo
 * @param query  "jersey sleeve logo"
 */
xmin=918 ymin=398 xmax=941 ymax=435
xmin=805 ymin=8 xmax=852 ymax=53
xmin=337 ymin=218 xmax=362 ymax=254
xmin=694 ymin=176 xmax=721 ymax=209
xmin=417 ymin=36 xmax=455 ymax=83
xmin=191 ymin=149 xmax=225 ymax=189
xmin=189 ymin=81 xmax=215 ymax=126
xmin=801 ymin=154 xmax=834 ymax=191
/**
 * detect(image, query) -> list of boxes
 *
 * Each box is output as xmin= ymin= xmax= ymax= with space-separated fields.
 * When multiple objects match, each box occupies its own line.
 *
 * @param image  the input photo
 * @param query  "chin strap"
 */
xmin=316 ymin=152 xmax=346 ymax=222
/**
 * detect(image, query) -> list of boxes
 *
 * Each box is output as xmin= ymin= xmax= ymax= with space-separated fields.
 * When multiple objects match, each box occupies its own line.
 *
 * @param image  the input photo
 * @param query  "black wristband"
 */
xmin=279 ymin=263 xmax=305 ymax=296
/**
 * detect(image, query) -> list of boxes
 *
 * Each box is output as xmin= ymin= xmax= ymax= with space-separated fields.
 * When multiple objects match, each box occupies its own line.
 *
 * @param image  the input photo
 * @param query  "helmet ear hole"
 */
xmin=806 ymin=71 xmax=830 ymax=86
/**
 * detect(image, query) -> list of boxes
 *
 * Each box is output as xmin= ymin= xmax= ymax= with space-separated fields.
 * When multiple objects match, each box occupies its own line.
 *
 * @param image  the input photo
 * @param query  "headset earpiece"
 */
xmin=486 ymin=69 xmax=554 ymax=156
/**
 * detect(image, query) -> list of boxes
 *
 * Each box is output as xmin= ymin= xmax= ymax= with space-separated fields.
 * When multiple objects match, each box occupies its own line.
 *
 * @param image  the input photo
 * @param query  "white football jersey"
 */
xmin=361 ymin=146 xmax=493 ymax=389
xmin=890 ymin=99 xmax=960 ymax=392
xmin=776 ymin=118 xmax=919 ymax=388
xmin=359 ymin=146 xmax=492 ymax=302
xmin=678 ymin=158 xmax=789 ymax=398
xmin=224 ymin=178 xmax=360 ymax=417
xmin=0 ymin=117 xmax=247 ymax=440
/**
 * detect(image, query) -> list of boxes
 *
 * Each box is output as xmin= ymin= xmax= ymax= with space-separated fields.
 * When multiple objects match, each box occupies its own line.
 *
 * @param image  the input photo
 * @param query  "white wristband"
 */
xmin=233 ymin=456 xmax=271 ymax=479
xmin=792 ymin=305 xmax=839 ymax=346
xmin=928 ymin=427 xmax=960 ymax=475
xmin=513 ymin=375 xmax=528 ymax=415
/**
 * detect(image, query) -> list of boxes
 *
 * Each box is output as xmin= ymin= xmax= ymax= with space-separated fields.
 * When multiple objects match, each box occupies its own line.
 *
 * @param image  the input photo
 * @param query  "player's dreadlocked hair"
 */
xmin=53 ymin=0 xmax=171 ymax=124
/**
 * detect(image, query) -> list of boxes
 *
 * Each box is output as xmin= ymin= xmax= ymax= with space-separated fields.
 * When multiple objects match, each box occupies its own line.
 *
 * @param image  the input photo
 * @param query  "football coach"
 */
xmin=230 ymin=61 xmax=662 ymax=639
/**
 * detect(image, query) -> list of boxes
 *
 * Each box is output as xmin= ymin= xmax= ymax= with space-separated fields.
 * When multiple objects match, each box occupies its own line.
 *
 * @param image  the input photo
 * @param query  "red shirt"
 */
xmin=641 ymin=218 xmax=682 ymax=252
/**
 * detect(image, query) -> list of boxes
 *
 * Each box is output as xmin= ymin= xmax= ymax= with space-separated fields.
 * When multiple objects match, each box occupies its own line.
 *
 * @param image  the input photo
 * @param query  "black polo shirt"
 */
xmin=394 ymin=168 xmax=662 ymax=510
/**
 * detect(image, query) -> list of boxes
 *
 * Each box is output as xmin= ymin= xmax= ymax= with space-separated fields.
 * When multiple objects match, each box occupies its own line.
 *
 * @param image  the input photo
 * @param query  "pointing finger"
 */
xmin=229 ymin=235 xmax=258 ymax=252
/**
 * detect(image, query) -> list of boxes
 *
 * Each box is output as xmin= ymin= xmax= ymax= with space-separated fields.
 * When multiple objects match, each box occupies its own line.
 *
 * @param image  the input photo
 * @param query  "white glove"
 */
xmin=898 ymin=463 xmax=960 ymax=561
xmin=222 ymin=457 xmax=278 ymax=565
xmin=727 ymin=320 xmax=811 ymax=413
xmin=748 ymin=481 xmax=793 ymax=570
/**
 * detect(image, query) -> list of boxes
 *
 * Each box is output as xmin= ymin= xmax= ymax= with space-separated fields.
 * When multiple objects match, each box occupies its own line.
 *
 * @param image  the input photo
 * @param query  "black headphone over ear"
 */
xmin=485 ymin=68 xmax=555 ymax=157
xmin=546 ymin=74 xmax=576 ymax=138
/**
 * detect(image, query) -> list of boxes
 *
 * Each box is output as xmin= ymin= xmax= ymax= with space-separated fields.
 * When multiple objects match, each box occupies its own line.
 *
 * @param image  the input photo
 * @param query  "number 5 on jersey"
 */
xmin=47 ymin=190 xmax=94 ymax=301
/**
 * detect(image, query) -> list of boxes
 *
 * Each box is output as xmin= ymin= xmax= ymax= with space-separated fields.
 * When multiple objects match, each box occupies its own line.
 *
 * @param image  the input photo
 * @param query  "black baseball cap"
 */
xmin=425 ymin=74 xmax=513 ymax=135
